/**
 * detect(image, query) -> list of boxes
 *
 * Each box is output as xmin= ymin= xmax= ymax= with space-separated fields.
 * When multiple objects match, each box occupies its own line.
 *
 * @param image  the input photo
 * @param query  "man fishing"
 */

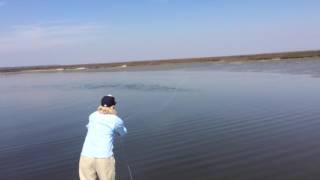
xmin=79 ymin=95 xmax=127 ymax=180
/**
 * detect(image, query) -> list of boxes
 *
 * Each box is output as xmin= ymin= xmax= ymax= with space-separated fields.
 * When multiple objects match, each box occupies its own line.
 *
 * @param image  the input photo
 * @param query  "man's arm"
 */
xmin=114 ymin=117 xmax=127 ymax=136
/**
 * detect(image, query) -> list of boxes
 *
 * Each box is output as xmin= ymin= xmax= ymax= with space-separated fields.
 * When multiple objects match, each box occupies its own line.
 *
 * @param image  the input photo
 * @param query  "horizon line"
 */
xmin=1 ymin=49 xmax=320 ymax=71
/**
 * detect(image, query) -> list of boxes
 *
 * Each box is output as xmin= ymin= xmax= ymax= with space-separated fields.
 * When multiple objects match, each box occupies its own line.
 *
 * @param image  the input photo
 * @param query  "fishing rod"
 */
xmin=119 ymin=135 xmax=133 ymax=180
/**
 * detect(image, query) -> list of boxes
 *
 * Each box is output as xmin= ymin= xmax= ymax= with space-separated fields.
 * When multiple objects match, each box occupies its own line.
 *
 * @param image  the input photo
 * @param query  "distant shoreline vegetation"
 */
xmin=1 ymin=50 xmax=320 ymax=73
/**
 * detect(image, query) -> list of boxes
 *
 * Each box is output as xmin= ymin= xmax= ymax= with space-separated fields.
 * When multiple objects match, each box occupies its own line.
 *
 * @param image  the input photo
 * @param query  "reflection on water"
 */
xmin=1 ymin=58 xmax=320 ymax=180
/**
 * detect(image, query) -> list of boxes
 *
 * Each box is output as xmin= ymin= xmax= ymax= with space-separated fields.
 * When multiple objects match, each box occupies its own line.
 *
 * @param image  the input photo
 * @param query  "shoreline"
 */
xmin=1 ymin=50 xmax=320 ymax=74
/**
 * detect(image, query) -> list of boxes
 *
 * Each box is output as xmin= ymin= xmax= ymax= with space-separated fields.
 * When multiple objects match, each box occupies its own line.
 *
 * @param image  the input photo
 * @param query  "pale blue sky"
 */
xmin=0 ymin=0 xmax=319 ymax=67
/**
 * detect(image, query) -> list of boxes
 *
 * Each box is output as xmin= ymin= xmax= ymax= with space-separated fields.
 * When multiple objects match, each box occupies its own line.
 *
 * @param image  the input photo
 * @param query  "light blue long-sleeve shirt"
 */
xmin=81 ymin=111 xmax=127 ymax=158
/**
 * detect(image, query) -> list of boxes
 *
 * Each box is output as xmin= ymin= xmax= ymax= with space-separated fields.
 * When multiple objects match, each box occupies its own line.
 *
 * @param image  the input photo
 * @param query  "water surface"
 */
xmin=1 ymin=58 xmax=320 ymax=180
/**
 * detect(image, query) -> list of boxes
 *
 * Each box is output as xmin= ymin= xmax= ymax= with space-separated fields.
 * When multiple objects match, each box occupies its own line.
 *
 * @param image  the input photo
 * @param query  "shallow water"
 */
xmin=1 ymin=58 xmax=320 ymax=180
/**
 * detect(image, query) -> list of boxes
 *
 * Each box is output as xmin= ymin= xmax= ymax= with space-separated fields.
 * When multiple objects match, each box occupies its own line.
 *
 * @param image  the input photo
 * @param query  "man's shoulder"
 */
xmin=89 ymin=111 xmax=98 ymax=117
xmin=89 ymin=112 xmax=122 ymax=122
xmin=90 ymin=111 xmax=97 ymax=115
xmin=104 ymin=114 xmax=123 ymax=124
xmin=107 ymin=114 xmax=122 ymax=121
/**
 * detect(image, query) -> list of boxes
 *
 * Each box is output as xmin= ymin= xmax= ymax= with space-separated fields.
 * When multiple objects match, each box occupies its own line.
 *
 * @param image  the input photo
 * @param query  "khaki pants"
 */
xmin=79 ymin=156 xmax=115 ymax=180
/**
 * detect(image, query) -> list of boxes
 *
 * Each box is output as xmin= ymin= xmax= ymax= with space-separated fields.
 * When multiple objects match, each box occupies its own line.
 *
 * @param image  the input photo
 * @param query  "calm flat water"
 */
xmin=1 ymin=58 xmax=320 ymax=180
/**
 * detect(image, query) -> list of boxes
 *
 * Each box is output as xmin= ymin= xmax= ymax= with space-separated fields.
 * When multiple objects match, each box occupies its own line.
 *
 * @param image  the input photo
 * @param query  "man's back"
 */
xmin=81 ymin=111 xmax=127 ymax=158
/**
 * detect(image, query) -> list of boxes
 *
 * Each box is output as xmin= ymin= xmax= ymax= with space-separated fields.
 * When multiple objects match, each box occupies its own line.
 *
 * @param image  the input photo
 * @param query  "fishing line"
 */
xmin=156 ymin=73 xmax=189 ymax=113
xmin=118 ymin=137 xmax=133 ymax=180
xmin=116 ymin=61 xmax=158 ymax=180
xmin=117 ymin=63 xmax=190 ymax=180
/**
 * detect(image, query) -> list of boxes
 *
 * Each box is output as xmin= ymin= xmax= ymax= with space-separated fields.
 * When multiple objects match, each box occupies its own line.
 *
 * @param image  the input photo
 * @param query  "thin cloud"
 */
xmin=0 ymin=23 xmax=104 ymax=53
